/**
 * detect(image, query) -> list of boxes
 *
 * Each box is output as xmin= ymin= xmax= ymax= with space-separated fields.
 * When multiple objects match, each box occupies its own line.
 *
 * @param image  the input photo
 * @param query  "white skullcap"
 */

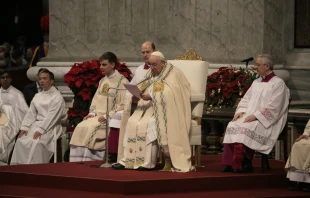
xmin=151 ymin=51 xmax=165 ymax=60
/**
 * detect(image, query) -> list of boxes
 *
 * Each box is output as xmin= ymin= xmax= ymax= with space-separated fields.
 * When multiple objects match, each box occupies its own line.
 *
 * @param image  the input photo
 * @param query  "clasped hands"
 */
xmin=18 ymin=130 xmax=42 ymax=140
xmin=232 ymin=112 xmax=257 ymax=123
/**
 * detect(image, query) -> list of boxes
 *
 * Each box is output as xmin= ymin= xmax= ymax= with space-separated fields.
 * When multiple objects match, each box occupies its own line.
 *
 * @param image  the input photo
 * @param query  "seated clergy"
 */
xmin=112 ymin=51 xmax=194 ymax=172
xmin=10 ymin=69 xmax=67 ymax=165
xmin=0 ymin=70 xmax=29 ymax=124
xmin=69 ymin=52 xmax=128 ymax=162
xmin=285 ymin=119 xmax=310 ymax=191
xmin=222 ymin=54 xmax=290 ymax=173
xmin=0 ymin=104 xmax=20 ymax=165
xmin=108 ymin=41 xmax=156 ymax=162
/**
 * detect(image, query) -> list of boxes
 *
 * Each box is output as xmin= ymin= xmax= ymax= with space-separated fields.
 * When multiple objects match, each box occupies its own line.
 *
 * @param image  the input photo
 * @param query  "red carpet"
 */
xmin=0 ymin=155 xmax=309 ymax=197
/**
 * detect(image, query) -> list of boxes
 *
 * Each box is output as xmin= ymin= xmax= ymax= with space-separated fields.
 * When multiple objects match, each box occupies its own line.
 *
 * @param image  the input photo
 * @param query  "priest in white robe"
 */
xmin=285 ymin=120 xmax=310 ymax=191
xmin=69 ymin=52 xmax=128 ymax=162
xmin=0 ymin=70 xmax=29 ymax=125
xmin=222 ymin=54 xmax=290 ymax=173
xmin=0 ymin=104 xmax=20 ymax=165
xmin=10 ymin=69 xmax=67 ymax=165
xmin=108 ymin=41 xmax=156 ymax=162
xmin=113 ymin=51 xmax=194 ymax=172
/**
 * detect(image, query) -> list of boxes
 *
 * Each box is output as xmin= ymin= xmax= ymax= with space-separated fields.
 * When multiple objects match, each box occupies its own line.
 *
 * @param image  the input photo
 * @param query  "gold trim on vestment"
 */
xmin=153 ymin=82 xmax=164 ymax=93
xmin=101 ymin=83 xmax=109 ymax=96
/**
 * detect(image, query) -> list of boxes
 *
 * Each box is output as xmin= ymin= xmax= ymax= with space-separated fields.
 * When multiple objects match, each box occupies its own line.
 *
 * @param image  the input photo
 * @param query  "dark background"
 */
xmin=0 ymin=0 xmax=44 ymax=48
xmin=295 ymin=0 xmax=310 ymax=48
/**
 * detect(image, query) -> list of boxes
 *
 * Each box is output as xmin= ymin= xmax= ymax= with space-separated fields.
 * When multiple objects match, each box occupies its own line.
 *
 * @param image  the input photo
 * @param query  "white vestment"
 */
xmin=119 ymin=78 xmax=158 ymax=169
xmin=0 ymin=105 xmax=20 ymax=165
xmin=10 ymin=86 xmax=66 ymax=165
xmin=117 ymin=62 xmax=193 ymax=172
xmin=117 ymin=64 xmax=158 ymax=169
xmin=69 ymin=71 xmax=128 ymax=162
xmin=286 ymin=119 xmax=310 ymax=183
xmin=109 ymin=64 xmax=149 ymax=128
xmin=223 ymin=76 xmax=290 ymax=154
xmin=0 ymin=86 xmax=29 ymax=125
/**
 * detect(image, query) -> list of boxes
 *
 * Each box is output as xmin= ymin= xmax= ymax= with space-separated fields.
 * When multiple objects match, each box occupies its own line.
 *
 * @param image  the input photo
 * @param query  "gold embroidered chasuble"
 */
xmin=117 ymin=62 xmax=193 ymax=172
xmin=70 ymin=71 xmax=128 ymax=150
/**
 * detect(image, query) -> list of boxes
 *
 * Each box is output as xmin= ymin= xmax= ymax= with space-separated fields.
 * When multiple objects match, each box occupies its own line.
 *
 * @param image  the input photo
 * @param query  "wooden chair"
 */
xmin=261 ymin=98 xmax=291 ymax=172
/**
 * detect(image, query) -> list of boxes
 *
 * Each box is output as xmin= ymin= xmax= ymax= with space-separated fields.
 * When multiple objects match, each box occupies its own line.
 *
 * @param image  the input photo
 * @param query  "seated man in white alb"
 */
xmin=286 ymin=119 xmax=310 ymax=191
xmin=108 ymin=41 xmax=156 ymax=162
xmin=69 ymin=52 xmax=128 ymax=162
xmin=0 ymin=103 xmax=20 ymax=165
xmin=113 ymin=51 xmax=194 ymax=172
xmin=0 ymin=70 xmax=29 ymax=124
xmin=222 ymin=54 xmax=290 ymax=173
xmin=10 ymin=69 xmax=67 ymax=165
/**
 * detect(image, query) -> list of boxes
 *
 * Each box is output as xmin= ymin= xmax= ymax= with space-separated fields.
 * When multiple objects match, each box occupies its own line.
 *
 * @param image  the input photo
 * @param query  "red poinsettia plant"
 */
xmin=64 ymin=59 xmax=132 ymax=129
xmin=205 ymin=66 xmax=258 ymax=112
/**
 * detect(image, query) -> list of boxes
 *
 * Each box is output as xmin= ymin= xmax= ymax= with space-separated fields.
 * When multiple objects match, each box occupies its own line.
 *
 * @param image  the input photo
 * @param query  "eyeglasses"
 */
xmin=254 ymin=63 xmax=268 ymax=67
xmin=0 ymin=76 xmax=11 ymax=79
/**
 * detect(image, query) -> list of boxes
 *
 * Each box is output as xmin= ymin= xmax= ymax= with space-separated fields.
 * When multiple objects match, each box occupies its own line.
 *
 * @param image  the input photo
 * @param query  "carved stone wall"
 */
xmin=46 ymin=0 xmax=285 ymax=64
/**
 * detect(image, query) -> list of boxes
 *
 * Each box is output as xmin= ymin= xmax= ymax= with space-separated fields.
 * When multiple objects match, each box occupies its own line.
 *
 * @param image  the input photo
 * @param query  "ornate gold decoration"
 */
xmin=153 ymin=82 xmax=164 ymax=93
xmin=139 ymin=82 xmax=148 ymax=92
xmin=175 ymin=48 xmax=203 ymax=60
xmin=101 ymin=83 xmax=109 ymax=96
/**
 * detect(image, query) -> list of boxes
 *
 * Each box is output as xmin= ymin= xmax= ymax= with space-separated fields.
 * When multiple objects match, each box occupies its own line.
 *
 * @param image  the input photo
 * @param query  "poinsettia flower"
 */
xmin=75 ymin=78 xmax=84 ymax=88
xmin=78 ymin=88 xmax=92 ymax=101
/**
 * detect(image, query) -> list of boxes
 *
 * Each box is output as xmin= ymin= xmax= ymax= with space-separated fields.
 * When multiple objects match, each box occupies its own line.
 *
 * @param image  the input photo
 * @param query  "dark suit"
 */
xmin=23 ymin=82 xmax=38 ymax=106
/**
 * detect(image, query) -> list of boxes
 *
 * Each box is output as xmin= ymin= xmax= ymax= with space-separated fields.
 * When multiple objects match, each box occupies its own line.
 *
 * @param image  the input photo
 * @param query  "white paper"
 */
xmin=123 ymin=83 xmax=142 ymax=99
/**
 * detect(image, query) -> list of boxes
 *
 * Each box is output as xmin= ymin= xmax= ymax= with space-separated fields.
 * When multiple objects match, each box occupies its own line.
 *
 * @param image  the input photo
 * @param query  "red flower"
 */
xmin=206 ymin=66 xmax=258 ymax=108
xmin=75 ymin=78 xmax=84 ymax=88
xmin=78 ymin=88 xmax=92 ymax=101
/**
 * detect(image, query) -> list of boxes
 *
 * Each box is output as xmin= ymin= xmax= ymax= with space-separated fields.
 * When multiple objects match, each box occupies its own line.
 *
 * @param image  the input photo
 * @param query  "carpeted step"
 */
xmin=0 ymin=185 xmax=309 ymax=198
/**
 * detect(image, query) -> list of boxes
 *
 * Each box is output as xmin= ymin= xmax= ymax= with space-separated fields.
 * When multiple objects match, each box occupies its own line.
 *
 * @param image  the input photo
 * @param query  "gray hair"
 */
xmin=257 ymin=54 xmax=274 ymax=70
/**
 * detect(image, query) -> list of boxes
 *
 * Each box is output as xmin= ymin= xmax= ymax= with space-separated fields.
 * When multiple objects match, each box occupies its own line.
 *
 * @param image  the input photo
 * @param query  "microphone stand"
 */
xmin=245 ymin=60 xmax=250 ymax=71
xmin=99 ymin=87 xmax=127 ymax=168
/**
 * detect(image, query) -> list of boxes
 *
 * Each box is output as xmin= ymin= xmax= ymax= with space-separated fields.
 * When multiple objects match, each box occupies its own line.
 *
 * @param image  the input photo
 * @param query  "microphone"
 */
xmin=241 ymin=57 xmax=254 ymax=63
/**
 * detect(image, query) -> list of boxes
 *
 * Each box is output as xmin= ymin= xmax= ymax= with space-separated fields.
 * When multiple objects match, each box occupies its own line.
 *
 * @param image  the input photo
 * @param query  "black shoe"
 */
xmin=289 ymin=182 xmax=304 ymax=191
xmin=136 ymin=166 xmax=151 ymax=171
xmin=222 ymin=166 xmax=233 ymax=172
xmin=112 ymin=163 xmax=125 ymax=170
xmin=108 ymin=154 xmax=117 ymax=163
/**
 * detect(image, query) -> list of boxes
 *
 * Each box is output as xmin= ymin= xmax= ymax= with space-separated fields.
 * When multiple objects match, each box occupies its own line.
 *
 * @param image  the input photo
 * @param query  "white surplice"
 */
xmin=10 ymin=86 xmax=67 ymax=165
xmin=223 ymin=76 xmax=290 ymax=154
xmin=0 ymin=85 xmax=29 ymax=125
xmin=286 ymin=119 xmax=310 ymax=183
xmin=0 ymin=104 xmax=20 ymax=165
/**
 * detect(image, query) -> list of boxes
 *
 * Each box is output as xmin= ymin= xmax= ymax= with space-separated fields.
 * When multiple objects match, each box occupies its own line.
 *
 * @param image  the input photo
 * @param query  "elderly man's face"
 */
xmin=254 ymin=57 xmax=270 ymax=76
xmin=148 ymin=55 xmax=165 ymax=76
